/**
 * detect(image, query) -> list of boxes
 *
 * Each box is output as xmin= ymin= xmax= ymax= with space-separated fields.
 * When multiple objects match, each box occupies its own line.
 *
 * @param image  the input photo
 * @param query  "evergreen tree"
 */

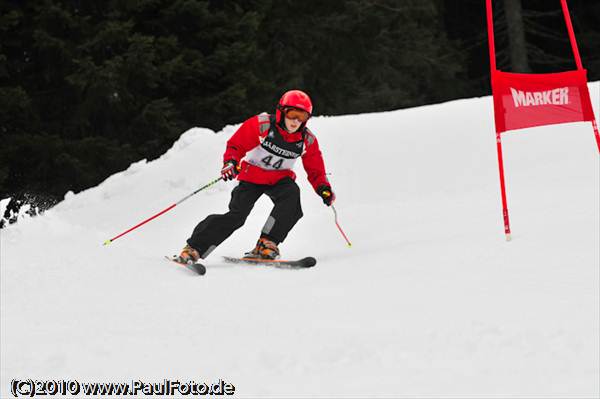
xmin=0 ymin=0 xmax=596 ymax=218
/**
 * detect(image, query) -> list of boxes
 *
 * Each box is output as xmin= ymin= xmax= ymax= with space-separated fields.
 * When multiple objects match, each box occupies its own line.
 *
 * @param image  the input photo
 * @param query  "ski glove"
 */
xmin=317 ymin=185 xmax=335 ymax=206
xmin=221 ymin=160 xmax=240 ymax=181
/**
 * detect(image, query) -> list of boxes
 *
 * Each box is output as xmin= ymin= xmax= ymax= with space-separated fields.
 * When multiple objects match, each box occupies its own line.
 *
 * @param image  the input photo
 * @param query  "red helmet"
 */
xmin=276 ymin=90 xmax=313 ymax=124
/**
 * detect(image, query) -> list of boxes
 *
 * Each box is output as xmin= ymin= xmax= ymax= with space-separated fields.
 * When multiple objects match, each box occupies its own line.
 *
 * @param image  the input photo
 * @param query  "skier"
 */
xmin=177 ymin=90 xmax=335 ymax=263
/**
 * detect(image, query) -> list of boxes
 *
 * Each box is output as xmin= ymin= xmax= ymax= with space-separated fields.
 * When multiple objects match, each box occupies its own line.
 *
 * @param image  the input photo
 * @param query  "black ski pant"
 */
xmin=187 ymin=177 xmax=303 ymax=258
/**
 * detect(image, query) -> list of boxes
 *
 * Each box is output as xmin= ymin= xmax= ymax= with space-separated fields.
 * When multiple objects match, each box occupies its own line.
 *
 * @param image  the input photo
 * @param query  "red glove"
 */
xmin=221 ymin=160 xmax=240 ymax=181
xmin=317 ymin=185 xmax=335 ymax=206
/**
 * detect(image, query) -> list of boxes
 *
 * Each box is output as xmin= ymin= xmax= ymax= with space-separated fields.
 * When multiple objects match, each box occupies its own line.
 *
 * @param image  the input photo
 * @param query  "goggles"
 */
xmin=282 ymin=107 xmax=311 ymax=123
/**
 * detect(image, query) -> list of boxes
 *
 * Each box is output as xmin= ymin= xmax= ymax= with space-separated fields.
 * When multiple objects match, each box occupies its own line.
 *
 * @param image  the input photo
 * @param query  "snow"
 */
xmin=0 ymin=198 xmax=11 ymax=218
xmin=1 ymin=83 xmax=599 ymax=398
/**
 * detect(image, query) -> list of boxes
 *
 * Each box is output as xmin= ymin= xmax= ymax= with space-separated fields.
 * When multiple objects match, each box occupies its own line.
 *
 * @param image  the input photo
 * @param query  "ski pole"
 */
xmin=103 ymin=175 xmax=224 ymax=246
xmin=331 ymin=204 xmax=352 ymax=247
xmin=321 ymin=190 xmax=352 ymax=247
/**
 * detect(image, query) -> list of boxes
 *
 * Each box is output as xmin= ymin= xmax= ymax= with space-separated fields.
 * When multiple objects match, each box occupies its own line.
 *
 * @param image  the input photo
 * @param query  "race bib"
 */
xmin=245 ymin=128 xmax=304 ymax=171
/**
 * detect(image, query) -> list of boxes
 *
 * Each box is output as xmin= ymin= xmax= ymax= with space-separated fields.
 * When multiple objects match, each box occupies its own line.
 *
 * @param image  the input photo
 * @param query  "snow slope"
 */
xmin=1 ymin=84 xmax=599 ymax=398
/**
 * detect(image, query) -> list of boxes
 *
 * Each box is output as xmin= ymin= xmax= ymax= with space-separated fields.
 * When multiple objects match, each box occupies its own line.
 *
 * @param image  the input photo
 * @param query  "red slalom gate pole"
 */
xmin=560 ymin=0 xmax=583 ymax=71
xmin=560 ymin=0 xmax=600 ymax=152
xmin=487 ymin=0 xmax=512 ymax=241
xmin=496 ymin=133 xmax=512 ymax=241
xmin=592 ymin=119 xmax=600 ymax=153
xmin=103 ymin=176 xmax=224 ymax=246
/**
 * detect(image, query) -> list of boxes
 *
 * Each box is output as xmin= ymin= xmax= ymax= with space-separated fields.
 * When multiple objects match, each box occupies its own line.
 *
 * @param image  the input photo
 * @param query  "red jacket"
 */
xmin=223 ymin=114 xmax=330 ymax=192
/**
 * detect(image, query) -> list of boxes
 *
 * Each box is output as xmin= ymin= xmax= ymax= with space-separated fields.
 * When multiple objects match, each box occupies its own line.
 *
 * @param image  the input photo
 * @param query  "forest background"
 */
xmin=1 ymin=0 xmax=598 ymax=216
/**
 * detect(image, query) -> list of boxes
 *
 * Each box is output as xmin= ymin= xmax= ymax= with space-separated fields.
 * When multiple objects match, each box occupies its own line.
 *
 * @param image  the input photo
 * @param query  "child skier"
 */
xmin=177 ymin=89 xmax=335 ymax=263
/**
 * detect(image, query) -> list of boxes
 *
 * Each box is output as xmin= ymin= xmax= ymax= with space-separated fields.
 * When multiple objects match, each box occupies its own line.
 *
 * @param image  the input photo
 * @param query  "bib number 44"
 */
xmin=261 ymin=155 xmax=283 ymax=170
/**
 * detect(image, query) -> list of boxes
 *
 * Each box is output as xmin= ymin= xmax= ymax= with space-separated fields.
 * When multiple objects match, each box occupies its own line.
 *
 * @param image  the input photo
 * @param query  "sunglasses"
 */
xmin=282 ymin=107 xmax=311 ymax=123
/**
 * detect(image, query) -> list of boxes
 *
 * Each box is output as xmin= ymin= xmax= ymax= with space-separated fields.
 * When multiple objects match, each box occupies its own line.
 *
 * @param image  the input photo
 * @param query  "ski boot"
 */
xmin=175 ymin=244 xmax=201 ymax=264
xmin=245 ymin=237 xmax=280 ymax=260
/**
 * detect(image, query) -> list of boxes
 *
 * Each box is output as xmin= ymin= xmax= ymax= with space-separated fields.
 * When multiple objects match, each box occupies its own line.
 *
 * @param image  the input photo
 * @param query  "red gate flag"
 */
xmin=486 ymin=0 xmax=600 ymax=240
xmin=492 ymin=69 xmax=595 ymax=133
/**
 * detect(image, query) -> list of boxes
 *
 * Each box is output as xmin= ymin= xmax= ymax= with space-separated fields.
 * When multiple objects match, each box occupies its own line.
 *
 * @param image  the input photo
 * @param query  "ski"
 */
xmin=222 ymin=256 xmax=316 ymax=269
xmin=165 ymin=255 xmax=207 ymax=275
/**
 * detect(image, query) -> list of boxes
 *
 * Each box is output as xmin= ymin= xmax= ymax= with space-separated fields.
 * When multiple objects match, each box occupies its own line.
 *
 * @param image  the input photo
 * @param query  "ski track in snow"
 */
xmin=1 ymin=84 xmax=599 ymax=397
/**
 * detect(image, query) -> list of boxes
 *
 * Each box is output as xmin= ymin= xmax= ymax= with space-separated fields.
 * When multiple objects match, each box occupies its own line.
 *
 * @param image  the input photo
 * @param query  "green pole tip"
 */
xmin=103 ymin=240 xmax=112 ymax=246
